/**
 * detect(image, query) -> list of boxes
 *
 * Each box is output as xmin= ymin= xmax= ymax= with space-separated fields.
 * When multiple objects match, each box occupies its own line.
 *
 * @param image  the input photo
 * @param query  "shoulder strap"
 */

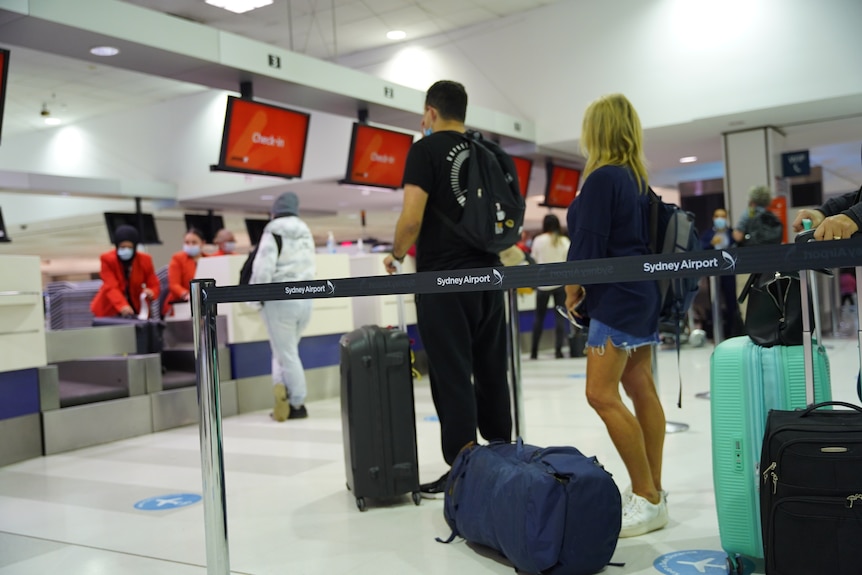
xmin=648 ymin=187 xmax=660 ymax=254
xmin=273 ymin=233 xmax=283 ymax=255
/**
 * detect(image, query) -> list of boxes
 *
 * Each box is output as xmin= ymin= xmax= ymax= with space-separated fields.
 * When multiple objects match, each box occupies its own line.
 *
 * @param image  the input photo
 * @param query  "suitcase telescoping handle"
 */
xmin=392 ymin=261 xmax=407 ymax=333
xmin=799 ymin=401 xmax=862 ymax=416
xmin=795 ymin=229 xmax=820 ymax=405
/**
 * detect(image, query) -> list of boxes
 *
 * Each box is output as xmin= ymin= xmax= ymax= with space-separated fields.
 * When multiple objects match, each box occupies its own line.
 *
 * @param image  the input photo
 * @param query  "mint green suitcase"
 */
xmin=710 ymin=336 xmax=831 ymax=568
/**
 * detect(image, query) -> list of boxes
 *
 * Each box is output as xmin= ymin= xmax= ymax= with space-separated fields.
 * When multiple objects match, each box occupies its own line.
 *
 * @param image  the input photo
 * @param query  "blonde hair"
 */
xmin=580 ymin=94 xmax=649 ymax=193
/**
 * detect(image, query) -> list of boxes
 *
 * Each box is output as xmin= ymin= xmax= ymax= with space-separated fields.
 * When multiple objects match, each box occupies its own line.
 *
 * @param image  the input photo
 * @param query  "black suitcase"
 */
xmin=758 ymin=258 xmax=862 ymax=575
xmin=339 ymin=325 xmax=421 ymax=512
xmin=92 ymin=317 xmax=165 ymax=354
xmin=759 ymin=402 xmax=862 ymax=575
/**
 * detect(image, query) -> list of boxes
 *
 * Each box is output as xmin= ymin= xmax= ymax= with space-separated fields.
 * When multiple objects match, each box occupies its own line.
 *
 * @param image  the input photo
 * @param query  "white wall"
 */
xmin=337 ymin=0 xmax=862 ymax=148
xmin=0 ymin=90 xmax=364 ymax=204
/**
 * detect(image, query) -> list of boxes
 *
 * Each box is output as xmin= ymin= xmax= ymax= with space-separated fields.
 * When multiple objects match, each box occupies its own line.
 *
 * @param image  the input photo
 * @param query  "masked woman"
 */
xmin=91 ymin=224 xmax=159 ymax=318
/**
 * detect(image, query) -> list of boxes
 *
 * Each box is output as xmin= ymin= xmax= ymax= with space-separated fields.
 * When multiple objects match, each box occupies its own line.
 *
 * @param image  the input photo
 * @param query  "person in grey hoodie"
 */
xmin=250 ymin=192 xmax=316 ymax=421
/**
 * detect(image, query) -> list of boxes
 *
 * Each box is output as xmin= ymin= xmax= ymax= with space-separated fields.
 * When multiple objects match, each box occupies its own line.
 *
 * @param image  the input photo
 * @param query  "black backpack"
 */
xmin=648 ymin=187 xmax=702 ymax=407
xmin=432 ymin=130 xmax=526 ymax=254
xmin=648 ymin=187 xmax=701 ymax=328
xmin=238 ymin=233 xmax=282 ymax=285
xmin=742 ymin=209 xmax=783 ymax=246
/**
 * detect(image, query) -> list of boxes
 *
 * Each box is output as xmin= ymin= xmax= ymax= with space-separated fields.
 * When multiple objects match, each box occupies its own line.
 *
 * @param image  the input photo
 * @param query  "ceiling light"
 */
xmin=205 ymin=0 xmax=273 ymax=14
xmin=260 ymin=194 xmax=275 ymax=201
xmin=44 ymin=117 xmax=61 ymax=126
xmin=387 ymin=30 xmax=407 ymax=40
xmin=90 ymin=46 xmax=120 ymax=57
xmin=679 ymin=156 xmax=698 ymax=164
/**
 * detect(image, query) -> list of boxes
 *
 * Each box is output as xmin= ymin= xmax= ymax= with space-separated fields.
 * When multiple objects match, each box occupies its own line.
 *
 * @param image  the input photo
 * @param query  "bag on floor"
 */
xmin=438 ymin=439 xmax=621 ymax=575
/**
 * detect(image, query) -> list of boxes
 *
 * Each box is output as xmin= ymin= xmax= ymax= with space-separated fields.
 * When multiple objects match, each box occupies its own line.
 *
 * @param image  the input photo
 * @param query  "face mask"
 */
xmin=117 ymin=247 xmax=134 ymax=261
xmin=224 ymin=242 xmax=237 ymax=253
xmin=713 ymin=217 xmax=727 ymax=229
xmin=423 ymin=127 xmax=432 ymax=137
xmin=183 ymin=244 xmax=201 ymax=257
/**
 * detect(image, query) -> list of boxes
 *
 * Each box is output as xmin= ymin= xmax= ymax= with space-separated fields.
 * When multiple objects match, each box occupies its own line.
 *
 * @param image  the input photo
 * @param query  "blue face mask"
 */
xmin=713 ymin=217 xmax=727 ymax=229
xmin=117 ymin=247 xmax=134 ymax=261
xmin=423 ymin=127 xmax=432 ymax=137
xmin=183 ymin=244 xmax=201 ymax=257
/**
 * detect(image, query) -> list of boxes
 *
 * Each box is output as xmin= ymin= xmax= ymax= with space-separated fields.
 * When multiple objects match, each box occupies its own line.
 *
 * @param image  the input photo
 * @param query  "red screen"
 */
xmin=344 ymin=123 xmax=414 ymax=189
xmin=512 ymin=156 xmax=533 ymax=198
xmin=0 ymin=49 xmax=9 ymax=145
xmin=217 ymin=96 xmax=310 ymax=179
xmin=544 ymin=164 xmax=581 ymax=208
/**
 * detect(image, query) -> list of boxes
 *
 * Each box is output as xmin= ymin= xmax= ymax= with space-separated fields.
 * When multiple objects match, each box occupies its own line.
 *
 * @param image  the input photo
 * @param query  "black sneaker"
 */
xmin=287 ymin=405 xmax=308 ymax=420
xmin=419 ymin=471 xmax=449 ymax=499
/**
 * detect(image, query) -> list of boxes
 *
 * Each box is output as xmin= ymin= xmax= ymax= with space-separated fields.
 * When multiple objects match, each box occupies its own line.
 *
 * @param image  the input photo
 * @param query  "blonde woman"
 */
xmin=530 ymin=214 xmax=571 ymax=359
xmin=564 ymin=94 xmax=666 ymax=537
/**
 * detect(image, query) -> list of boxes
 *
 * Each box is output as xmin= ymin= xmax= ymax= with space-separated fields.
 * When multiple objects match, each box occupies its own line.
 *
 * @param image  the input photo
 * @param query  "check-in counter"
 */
xmin=0 ymin=255 xmax=46 ymax=466
xmin=195 ymin=254 xmax=355 ymax=412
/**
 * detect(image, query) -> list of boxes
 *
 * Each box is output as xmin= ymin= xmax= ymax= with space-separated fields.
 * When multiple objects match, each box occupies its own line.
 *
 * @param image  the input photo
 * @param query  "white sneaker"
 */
xmin=621 ymin=485 xmax=668 ymax=505
xmin=619 ymin=493 xmax=668 ymax=538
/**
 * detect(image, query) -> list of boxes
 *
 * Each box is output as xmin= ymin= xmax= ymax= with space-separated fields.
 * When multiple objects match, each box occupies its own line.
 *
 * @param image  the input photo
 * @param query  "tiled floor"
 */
xmin=1 ymin=334 xmax=860 ymax=574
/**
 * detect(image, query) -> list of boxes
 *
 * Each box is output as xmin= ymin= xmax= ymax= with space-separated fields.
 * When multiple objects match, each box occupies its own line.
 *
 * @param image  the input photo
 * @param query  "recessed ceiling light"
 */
xmin=44 ymin=117 xmax=61 ymax=126
xmin=679 ymin=156 xmax=698 ymax=164
xmin=90 ymin=46 xmax=120 ymax=57
xmin=205 ymin=0 xmax=273 ymax=14
xmin=387 ymin=30 xmax=407 ymax=40
xmin=260 ymin=194 xmax=275 ymax=201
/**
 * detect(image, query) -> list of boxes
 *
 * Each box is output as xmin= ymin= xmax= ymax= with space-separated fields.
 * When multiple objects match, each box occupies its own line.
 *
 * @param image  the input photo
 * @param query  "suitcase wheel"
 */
xmin=412 ymin=491 xmax=422 ymax=506
xmin=725 ymin=554 xmax=743 ymax=575
xmin=356 ymin=497 xmax=367 ymax=512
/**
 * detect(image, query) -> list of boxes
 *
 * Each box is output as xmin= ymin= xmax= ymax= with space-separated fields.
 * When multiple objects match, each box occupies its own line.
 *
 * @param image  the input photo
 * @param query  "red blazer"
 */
xmin=91 ymin=251 xmax=160 ymax=318
xmin=164 ymin=251 xmax=200 ymax=315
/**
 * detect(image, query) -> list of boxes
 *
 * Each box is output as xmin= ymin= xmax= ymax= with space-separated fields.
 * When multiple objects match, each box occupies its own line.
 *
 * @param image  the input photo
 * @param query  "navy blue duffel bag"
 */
xmin=438 ymin=439 xmax=621 ymax=575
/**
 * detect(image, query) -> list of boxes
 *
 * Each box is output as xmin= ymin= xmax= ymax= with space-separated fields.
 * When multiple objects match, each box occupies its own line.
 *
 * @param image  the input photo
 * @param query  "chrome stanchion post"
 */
xmin=191 ymin=279 xmax=230 ymax=575
xmin=507 ymin=288 xmax=525 ymax=439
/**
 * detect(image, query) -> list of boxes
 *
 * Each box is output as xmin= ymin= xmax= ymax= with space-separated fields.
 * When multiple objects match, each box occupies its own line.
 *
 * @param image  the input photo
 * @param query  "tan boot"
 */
xmin=272 ymin=384 xmax=289 ymax=422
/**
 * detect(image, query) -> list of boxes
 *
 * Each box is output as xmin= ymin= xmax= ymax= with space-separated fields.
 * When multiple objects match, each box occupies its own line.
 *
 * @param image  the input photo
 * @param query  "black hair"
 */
xmin=425 ymin=80 xmax=467 ymax=123
xmin=542 ymin=214 xmax=562 ymax=235
xmin=186 ymin=227 xmax=205 ymax=242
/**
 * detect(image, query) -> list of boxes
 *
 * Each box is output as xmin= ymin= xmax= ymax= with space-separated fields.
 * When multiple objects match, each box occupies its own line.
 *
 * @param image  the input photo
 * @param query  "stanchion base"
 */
xmin=666 ymin=421 xmax=689 ymax=434
xmin=695 ymin=391 xmax=711 ymax=400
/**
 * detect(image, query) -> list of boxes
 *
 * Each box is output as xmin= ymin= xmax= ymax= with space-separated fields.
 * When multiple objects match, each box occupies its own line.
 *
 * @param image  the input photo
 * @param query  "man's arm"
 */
xmin=384 ymin=184 xmax=428 ymax=273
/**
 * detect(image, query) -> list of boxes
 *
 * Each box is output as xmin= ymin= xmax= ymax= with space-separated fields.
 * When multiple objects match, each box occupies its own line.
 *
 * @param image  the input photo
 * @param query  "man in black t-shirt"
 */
xmin=383 ymin=80 xmax=512 ymax=496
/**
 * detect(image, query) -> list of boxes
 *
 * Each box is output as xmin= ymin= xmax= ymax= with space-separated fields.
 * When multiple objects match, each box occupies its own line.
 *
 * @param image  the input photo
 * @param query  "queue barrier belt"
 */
xmin=201 ymin=238 xmax=862 ymax=306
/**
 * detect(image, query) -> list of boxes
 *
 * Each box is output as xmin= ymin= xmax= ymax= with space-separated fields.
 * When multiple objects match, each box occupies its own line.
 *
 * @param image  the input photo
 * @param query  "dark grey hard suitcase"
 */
xmin=339 ymin=324 xmax=421 ymax=511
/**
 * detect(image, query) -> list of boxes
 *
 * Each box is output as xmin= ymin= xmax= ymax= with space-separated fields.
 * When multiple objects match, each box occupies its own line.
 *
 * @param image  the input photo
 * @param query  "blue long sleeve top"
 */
xmin=566 ymin=165 xmax=660 ymax=336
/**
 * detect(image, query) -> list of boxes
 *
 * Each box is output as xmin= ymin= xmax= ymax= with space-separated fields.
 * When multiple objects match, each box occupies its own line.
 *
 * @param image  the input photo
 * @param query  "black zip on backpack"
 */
xmin=430 ymin=130 xmax=525 ymax=255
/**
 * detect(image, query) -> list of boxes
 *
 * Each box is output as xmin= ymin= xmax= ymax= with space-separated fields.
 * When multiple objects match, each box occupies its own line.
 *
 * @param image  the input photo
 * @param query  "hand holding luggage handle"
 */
xmin=796 ymin=228 xmax=862 ymax=405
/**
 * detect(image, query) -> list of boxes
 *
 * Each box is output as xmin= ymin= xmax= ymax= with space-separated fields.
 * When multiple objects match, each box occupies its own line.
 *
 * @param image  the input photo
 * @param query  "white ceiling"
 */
xmin=1 ymin=0 xmax=861 ymax=273
xmin=121 ymin=0 xmax=563 ymax=61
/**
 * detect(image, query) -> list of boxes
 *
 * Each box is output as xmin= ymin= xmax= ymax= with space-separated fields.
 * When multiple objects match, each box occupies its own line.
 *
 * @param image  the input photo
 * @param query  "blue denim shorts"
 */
xmin=586 ymin=318 xmax=660 ymax=353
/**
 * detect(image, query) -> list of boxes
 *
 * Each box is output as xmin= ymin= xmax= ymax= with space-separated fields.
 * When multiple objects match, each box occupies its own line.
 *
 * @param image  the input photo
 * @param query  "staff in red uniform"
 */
xmin=164 ymin=228 xmax=205 ymax=317
xmin=91 ymin=225 xmax=160 ymax=318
